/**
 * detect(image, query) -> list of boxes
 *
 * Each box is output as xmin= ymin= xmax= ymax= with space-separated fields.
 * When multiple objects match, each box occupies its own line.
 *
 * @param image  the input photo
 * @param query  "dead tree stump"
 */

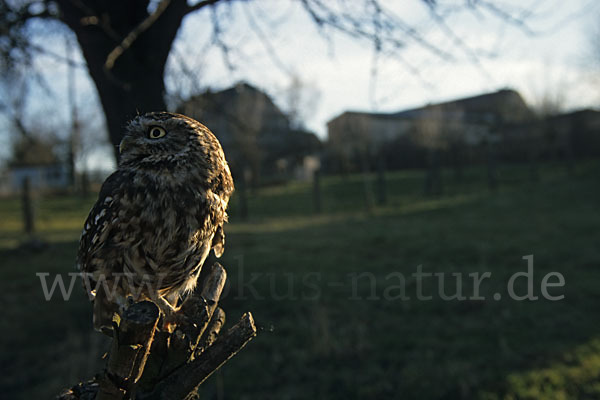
xmin=57 ymin=263 xmax=257 ymax=400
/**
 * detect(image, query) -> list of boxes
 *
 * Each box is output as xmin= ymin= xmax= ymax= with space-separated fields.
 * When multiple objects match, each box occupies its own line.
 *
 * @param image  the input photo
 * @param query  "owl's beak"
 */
xmin=119 ymin=139 xmax=127 ymax=154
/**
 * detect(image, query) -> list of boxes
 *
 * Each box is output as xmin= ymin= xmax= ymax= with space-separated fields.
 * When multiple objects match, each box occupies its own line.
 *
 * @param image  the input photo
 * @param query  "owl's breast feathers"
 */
xmin=77 ymin=167 xmax=229 ymax=298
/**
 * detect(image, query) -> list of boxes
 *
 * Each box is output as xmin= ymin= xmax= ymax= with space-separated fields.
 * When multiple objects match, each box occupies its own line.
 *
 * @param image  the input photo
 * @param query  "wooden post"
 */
xmin=66 ymin=35 xmax=79 ymax=189
xmin=21 ymin=177 xmax=34 ymax=235
xmin=528 ymin=138 xmax=539 ymax=183
xmin=451 ymin=143 xmax=463 ymax=182
xmin=57 ymin=263 xmax=257 ymax=400
xmin=153 ymin=313 xmax=256 ymax=400
xmin=486 ymin=140 xmax=498 ymax=191
xmin=238 ymin=170 xmax=249 ymax=221
xmin=360 ymin=150 xmax=374 ymax=212
xmin=96 ymin=301 xmax=160 ymax=400
xmin=376 ymin=156 xmax=386 ymax=205
xmin=80 ymin=170 xmax=90 ymax=198
xmin=312 ymin=169 xmax=321 ymax=214
xmin=424 ymin=148 xmax=443 ymax=196
xmin=565 ymin=129 xmax=575 ymax=177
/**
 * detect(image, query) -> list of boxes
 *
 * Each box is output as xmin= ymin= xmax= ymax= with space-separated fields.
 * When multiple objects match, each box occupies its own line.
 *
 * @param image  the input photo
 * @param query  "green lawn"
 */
xmin=1 ymin=161 xmax=600 ymax=399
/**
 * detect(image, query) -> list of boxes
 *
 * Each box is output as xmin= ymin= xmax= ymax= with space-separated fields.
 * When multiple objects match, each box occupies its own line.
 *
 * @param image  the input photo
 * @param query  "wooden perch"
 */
xmin=57 ymin=262 xmax=257 ymax=400
xmin=141 ymin=312 xmax=256 ymax=400
xmin=97 ymin=301 xmax=160 ymax=399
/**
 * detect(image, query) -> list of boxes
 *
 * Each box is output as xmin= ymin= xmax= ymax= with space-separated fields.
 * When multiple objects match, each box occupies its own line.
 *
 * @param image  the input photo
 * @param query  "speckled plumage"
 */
xmin=77 ymin=112 xmax=234 ymax=332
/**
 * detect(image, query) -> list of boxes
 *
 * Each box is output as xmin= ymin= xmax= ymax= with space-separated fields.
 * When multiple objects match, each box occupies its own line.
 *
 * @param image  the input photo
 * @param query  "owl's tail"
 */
xmin=93 ymin=285 xmax=119 ymax=335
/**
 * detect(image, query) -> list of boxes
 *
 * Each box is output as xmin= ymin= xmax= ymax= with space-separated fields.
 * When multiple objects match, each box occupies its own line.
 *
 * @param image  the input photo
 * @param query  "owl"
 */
xmin=77 ymin=112 xmax=234 ymax=333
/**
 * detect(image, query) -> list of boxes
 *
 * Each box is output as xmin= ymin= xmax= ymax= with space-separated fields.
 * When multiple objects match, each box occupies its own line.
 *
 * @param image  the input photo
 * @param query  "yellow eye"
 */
xmin=148 ymin=126 xmax=166 ymax=139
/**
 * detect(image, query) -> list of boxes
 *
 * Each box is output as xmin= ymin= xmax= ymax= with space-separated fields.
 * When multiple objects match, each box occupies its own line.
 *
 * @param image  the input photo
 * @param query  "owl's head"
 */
xmin=119 ymin=111 xmax=224 ymax=169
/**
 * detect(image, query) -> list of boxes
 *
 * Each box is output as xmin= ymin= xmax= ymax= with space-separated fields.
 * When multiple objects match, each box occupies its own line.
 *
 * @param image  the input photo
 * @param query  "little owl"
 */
xmin=77 ymin=112 xmax=234 ymax=333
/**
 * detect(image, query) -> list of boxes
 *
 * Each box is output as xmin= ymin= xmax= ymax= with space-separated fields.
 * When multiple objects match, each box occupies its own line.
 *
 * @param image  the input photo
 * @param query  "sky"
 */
xmin=171 ymin=0 xmax=599 ymax=136
xmin=1 ymin=0 xmax=599 ymax=170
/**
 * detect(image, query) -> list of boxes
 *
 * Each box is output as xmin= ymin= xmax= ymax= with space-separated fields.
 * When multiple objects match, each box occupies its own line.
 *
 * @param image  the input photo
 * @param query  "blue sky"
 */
xmin=1 ymin=0 xmax=599 ymax=170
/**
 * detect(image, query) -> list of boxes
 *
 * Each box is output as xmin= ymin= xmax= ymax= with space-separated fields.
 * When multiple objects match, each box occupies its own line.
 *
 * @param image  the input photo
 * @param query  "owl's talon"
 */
xmin=152 ymin=295 xmax=185 ymax=331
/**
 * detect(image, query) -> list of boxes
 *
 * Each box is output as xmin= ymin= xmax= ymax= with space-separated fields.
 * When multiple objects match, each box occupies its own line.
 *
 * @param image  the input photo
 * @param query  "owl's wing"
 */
xmin=78 ymin=171 xmax=127 ymax=332
xmin=204 ymin=189 xmax=229 ymax=258
xmin=77 ymin=171 xmax=125 ymax=274
xmin=211 ymin=224 xmax=225 ymax=258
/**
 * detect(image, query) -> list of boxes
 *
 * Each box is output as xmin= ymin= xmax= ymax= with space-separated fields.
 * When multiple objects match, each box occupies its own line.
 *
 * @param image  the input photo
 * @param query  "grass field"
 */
xmin=1 ymin=161 xmax=600 ymax=399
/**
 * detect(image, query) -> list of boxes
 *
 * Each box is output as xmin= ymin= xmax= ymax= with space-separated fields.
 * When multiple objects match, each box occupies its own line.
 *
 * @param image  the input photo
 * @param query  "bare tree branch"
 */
xmin=146 ymin=312 xmax=257 ymax=400
xmin=244 ymin=3 xmax=293 ymax=75
xmin=298 ymin=0 xmax=456 ymax=61
xmin=104 ymin=0 xmax=172 ymax=70
xmin=186 ymin=0 xmax=225 ymax=15
xmin=209 ymin=4 xmax=237 ymax=71
xmin=423 ymin=2 xmax=496 ymax=83
xmin=474 ymin=0 xmax=536 ymax=35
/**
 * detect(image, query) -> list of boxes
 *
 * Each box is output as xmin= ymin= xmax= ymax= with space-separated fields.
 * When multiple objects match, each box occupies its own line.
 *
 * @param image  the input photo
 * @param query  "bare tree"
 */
xmin=0 ymin=69 xmax=35 ymax=142
xmin=282 ymin=74 xmax=321 ymax=130
xmin=527 ymin=69 xmax=574 ymax=174
xmin=528 ymin=67 xmax=568 ymax=118
xmin=0 ymin=0 xmax=556 ymax=163
xmin=585 ymin=12 xmax=600 ymax=104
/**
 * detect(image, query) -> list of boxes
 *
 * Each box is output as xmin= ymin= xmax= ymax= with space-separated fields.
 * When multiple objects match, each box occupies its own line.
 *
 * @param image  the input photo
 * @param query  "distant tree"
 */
xmin=0 ymin=0 xmax=559 ymax=162
xmin=586 ymin=13 xmax=600 ymax=104
xmin=10 ymin=131 xmax=61 ymax=166
xmin=0 ymin=60 xmax=111 ymax=183
xmin=528 ymin=69 xmax=573 ymax=174
xmin=529 ymin=68 xmax=568 ymax=118
xmin=282 ymin=74 xmax=321 ymax=130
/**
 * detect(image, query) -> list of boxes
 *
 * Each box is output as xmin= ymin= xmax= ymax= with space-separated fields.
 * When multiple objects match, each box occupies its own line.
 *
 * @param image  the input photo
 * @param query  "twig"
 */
xmin=196 ymin=307 xmax=226 ymax=356
xmin=186 ymin=0 xmax=223 ymax=14
xmin=157 ymin=263 xmax=227 ymax=377
xmin=145 ymin=312 xmax=257 ymax=400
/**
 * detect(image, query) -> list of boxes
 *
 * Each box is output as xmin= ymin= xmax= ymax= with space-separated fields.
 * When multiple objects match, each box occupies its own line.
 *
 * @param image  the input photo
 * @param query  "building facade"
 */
xmin=327 ymin=89 xmax=599 ymax=171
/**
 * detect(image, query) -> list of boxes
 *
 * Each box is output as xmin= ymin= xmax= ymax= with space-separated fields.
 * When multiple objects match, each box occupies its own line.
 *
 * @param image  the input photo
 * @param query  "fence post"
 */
xmin=313 ymin=169 xmax=322 ymax=214
xmin=238 ymin=170 xmax=249 ymax=221
xmin=486 ymin=140 xmax=498 ymax=191
xmin=21 ymin=177 xmax=34 ymax=235
xmin=424 ymin=148 xmax=443 ymax=196
xmin=376 ymin=157 xmax=386 ymax=205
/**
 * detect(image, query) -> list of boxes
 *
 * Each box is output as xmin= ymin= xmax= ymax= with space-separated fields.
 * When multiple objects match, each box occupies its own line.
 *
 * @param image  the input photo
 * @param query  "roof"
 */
xmin=327 ymin=110 xmax=405 ymax=125
xmin=545 ymin=108 xmax=600 ymax=120
xmin=10 ymin=162 xmax=65 ymax=169
xmin=328 ymin=88 xmax=533 ymax=125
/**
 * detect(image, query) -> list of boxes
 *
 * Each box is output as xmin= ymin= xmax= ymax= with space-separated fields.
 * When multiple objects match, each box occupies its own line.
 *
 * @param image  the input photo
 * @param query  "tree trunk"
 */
xmin=56 ymin=1 xmax=189 ymax=161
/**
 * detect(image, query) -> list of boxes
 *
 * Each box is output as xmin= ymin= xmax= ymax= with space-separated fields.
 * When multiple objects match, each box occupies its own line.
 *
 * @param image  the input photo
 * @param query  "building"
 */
xmin=178 ymin=82 xmax=321 ymax=183
xmin=544 ymin=109 xmax=600 ymax=159
xmin=7 ymin=163 xmax=69 ymax=193
xmin=327 ymin=89 xmax=538 ymax=171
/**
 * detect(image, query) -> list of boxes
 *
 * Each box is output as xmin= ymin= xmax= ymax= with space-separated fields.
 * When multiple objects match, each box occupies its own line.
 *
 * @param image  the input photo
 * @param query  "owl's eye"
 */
xmin=148 ymin=126 xmax=167 ymax=139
